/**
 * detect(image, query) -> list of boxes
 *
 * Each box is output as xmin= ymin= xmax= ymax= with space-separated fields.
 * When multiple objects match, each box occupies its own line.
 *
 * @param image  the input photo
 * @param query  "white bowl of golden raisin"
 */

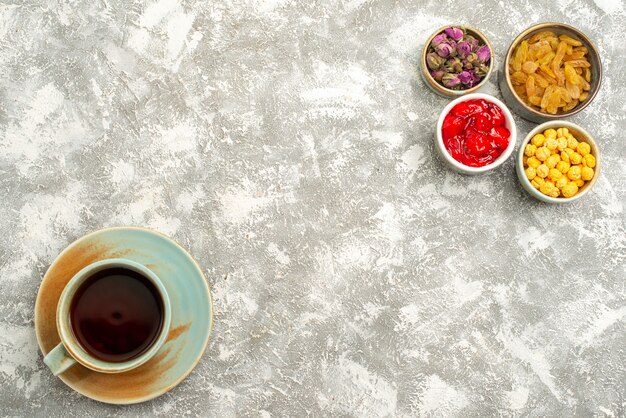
xmin=500 ymin=23 xmax=602 ymax=123
xmin=517 ymin=121 xmax=600 ymax=203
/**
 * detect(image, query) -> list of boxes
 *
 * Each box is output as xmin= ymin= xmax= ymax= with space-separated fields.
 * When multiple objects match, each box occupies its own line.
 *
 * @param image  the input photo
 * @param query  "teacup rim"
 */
xmin=56 ymin=258 xmax=172 ymax=374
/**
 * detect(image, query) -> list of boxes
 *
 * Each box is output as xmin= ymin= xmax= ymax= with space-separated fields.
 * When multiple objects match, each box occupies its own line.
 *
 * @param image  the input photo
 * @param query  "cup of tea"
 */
xmin=44 ymin=258 xmax=172 ymax=375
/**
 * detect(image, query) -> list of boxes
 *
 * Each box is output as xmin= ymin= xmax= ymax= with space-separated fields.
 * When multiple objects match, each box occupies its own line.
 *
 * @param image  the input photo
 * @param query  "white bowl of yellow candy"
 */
xmin=517 ymin=121 xmax=600 ymax=203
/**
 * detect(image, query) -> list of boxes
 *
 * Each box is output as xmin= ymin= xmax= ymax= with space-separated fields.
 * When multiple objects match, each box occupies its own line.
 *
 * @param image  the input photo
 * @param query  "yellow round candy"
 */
xmin=561 ymin=151 xmax=570 ymax=163
xmin=527 ymin=156 xmax=541 ymax=168
xmin=523 ymin=156 xmax=528 ymax=166
xmin=549 ymin=187 xmax=560 ymax=198
xmin=567 ymin=134 xmax=578 ymax=149
xmin=567 ymin=165 xmax=582 ymax=181
xmin=539 ymin=183 xmax=552 ymax=196
xmin=536 ymin=164 xmax=549 ymax=178
xmin=539 ymin=182 xmax=559 ymax=198
xmin=556 ymin=177 xmax=568 ymax=189
xmin=561 ymin=128 xmax=569 ymax=136
xmin=577 ymin=142 xmax=591 ymax=156
xmin=583 ymin=154 xmax=596 ymax=168
xmin=549 ymin=168 xmax=562 ymax=181
xmin=570 ymin=152 xmax=583 ymax=165
xmin=575 ymin=179 xmax=585 ymax=187
xmin=581 ymin=166 xmax=594 ymax=181
xmin=544 ymin=129 xmax=557 ymax=140
xmin=525 ymin=143 xmax=537 ymax=157
xmin=555 ymin=160 xmax=570 ymax=174
xmin=531 ymin=134 xmax=546 ymax=147
xmin=531 ymin=177 xmax=545 ymax=189
xmin=556 ymin=137 xmax=568 ymax=151
xmin=545 ymin=154 xmax=561 ymax=169
xmin=525 ymin=167 xmax=536 ymax=180
xmin=535 ymin=147 xmax=551 ymax=161
xmin=546 ymin=138 xmax=558 ymax=151
xmin=561 ymin=182 xmax=579 ymax=198
xmin=556 ymin=128 xmax=564 ymax=137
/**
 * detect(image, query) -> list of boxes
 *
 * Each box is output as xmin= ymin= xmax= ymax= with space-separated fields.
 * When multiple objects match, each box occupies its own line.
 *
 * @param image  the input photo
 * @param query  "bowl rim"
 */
xmin=503 ymin=22 xmax=603 ymax=119
xmin=517 ymin=120 xmax=601 ymax=203
xmin=422 ymin=25 xmax=495 ymax=96
xmin=436 ymin=93 xmax=518 ymax=173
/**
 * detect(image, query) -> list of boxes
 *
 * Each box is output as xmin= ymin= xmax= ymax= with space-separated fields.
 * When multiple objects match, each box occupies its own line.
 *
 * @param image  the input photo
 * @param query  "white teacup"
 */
xmin=43 ymin=258 xmax=171 ymax=375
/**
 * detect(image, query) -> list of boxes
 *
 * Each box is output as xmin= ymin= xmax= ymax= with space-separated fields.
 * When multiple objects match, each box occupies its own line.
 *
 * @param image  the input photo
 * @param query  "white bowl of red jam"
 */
xmin=436 ymin=93 xmax=517 ymax=175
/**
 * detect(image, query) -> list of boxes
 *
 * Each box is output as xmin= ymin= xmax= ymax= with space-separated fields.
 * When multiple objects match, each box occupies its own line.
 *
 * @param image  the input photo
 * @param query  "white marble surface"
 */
xmin=1 ymin=0 xmax=625 ymax=416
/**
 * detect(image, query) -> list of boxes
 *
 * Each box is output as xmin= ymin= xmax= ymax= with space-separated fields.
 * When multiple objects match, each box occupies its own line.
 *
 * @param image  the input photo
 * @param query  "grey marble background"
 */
xmin=1 ymin=0 xmax=625 ymax=416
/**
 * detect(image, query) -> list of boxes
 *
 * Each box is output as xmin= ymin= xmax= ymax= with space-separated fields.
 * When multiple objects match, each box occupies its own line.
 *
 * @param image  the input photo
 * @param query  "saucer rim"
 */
xmin=34 ymin=225 xmax=214 ymax=405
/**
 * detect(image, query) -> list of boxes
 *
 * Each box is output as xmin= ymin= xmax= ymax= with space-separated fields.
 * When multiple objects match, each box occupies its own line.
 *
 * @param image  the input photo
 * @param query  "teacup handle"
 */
xmin=44 ymin=343 xmax=77 ymax=375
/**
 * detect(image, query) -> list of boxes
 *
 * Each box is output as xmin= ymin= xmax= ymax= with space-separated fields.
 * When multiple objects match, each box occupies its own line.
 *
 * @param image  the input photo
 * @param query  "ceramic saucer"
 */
xmin=35 ymin=227 xmax=213 ymax=404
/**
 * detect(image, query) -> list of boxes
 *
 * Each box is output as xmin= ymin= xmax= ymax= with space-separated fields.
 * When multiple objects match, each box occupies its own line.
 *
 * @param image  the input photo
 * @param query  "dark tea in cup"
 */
xmin=69 ymin=267 xmax=164 ymax=363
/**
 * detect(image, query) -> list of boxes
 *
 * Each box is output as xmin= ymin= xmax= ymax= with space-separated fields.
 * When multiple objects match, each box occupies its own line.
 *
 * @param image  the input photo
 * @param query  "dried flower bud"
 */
xmin=431 ymin=33 xmax=448 ymax=47
xmin=442 ymin=73 xmax=461 ymax=88
xmin=474 ymin=63 xmax=490 ymax=77
xmin=444 ymin=27 xmax=464 ymax=42
xmin=430 ymin=69 xmax=445 ymax=81
xmin=465 ymin=52 xmax=478 ymax=64
xmin=426 ymin=52 xmax=446 ymax=70
xmin=435 ymin=41 xmax=456 ymax=58
xmin=459 ymin=70 xmax=479 ymax=87
xmin=444 ymin=57 xmax=463 ymax=74
xmin=477 ymin=45 xmax=491 ymax=63
xmin=465 ymin=35 xmax=480 ymax=52
xmin=456 ymin=41 xmax=472 ymax=59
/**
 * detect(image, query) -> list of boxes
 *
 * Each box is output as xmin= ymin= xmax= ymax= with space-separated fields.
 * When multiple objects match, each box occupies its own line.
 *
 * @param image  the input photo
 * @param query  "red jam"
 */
xmin=442 ymin=99 xmax=510 ymax=167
